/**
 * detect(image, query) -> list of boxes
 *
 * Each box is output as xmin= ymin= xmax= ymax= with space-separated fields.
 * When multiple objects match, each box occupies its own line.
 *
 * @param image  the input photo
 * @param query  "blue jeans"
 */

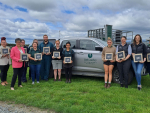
xmin=40 ymin=55 xmax=52 ymax=80
xmin=30 ymin=64 xmax=41 ymax=82
xmin=131 ymin=60 xmax=144 ymax=85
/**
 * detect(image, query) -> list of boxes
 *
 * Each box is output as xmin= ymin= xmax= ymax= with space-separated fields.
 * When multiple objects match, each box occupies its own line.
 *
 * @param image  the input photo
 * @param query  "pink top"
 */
xmin=10 ymin=46 xmax=25 ymax=68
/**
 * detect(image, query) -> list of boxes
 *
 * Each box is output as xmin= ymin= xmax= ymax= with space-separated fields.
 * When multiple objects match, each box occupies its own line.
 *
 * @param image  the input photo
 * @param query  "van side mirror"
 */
xmin=95 ymin=46 xmax=103 ymax=51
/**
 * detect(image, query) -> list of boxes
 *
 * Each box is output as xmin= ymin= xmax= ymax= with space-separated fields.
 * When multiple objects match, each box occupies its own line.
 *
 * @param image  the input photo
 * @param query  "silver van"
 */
xmin=38 ymin=37 xmax=148 ymax=84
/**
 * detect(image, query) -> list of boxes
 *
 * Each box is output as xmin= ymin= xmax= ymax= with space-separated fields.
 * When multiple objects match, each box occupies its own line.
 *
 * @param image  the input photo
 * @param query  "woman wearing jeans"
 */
xmin=131 ymin=34 xmax=147 ymax=90
xmin=28 ymin=42 xmax=41 ymax=84
xmin=10 ymin=38 xmax=25 ymax=90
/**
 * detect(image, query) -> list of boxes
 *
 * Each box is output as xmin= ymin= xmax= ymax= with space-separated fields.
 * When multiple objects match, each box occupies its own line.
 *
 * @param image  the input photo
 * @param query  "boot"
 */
xmin=104 ymin=83 xmax=107 ymax=88
xmin=107 ymin=83 xmax=111 ymax=88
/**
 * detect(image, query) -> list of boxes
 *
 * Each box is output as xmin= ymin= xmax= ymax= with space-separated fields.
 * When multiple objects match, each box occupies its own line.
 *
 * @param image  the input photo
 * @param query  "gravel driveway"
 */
xmin=0 ymin=101 xmax=55 ymax=113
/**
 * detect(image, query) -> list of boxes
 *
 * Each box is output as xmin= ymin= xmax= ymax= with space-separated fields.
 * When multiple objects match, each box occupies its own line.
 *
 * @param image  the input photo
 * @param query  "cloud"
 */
xmin=0 ymin=0 xmax=150 ymax=44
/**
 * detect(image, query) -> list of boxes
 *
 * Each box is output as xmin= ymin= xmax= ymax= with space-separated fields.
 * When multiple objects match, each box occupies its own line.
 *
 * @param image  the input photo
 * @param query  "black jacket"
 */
xmin=51 ymin=47 xmax=63 ymax=60
xmin=118 ymin=43 xmax=129 ymax=57
xmin=131 ymin=43 xmax=147 ymax=60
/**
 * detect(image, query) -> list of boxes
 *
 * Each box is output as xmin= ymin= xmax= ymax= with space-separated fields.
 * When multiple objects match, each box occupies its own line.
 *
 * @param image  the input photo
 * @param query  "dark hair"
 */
xmin=133 ymin=34 xmax=142 ymax=46
xmin=1 ymin=37 xmax=6 ymax=41
xmin=32 ymin=42 xmax=38 ymax=46
xmin=33 ymin=39 xmax=38 ymax=42
xmin=66 ymin=41 xmax=71 ymax=46
xmin=21 ymin=39 xmax=25 ymax=42
xmin=15 ymin=38 xmax=22 ymax=43
xmin=121 ymin=36 xmax=127 ymax=40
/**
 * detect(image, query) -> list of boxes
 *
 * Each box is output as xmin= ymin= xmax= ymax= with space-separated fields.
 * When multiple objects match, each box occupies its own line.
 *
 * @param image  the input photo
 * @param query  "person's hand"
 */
xmin=52 ymin=56 xmax=54 ymax=59
xmin=122 ymin=59 xmax=126 ymax=62
xmin=104 ymin=60 xmax=107 ymax=62
xmin=110 ymin=60 xmax=114 ymax=63
xmin=117 ymin=60 xmax=121 ymax=62
xmin=71 ymin=60 xmax=73 ymax=63
xmin=3 ymin=54 xmax=8 ymax=57
xmin=140 ymin=59 xmax=146 ymax=63
xmin=42 ymin=52 xmax=44 ymax=55
xmin=140 ymin=61 xmax=145 ymax=63
xmin=34 ymin=59 xmax=37 ymax=62
xmin=46 ymin=52 xmax=51 ymax=55
xmin=58 ymin=56 xmax=61 ymax=59
xmin=18 ymin=59 xmax=22 ymax=62
xmin=38 ymin=60 xmax=41 ymax=61
xmin=63 ymin=61 xmax=65 ymax=64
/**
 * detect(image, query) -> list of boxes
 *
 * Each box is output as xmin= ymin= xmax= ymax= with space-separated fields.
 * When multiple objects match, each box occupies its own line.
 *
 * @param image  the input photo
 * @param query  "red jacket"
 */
xmin=10 ymin=46 xmax=25 ymax=68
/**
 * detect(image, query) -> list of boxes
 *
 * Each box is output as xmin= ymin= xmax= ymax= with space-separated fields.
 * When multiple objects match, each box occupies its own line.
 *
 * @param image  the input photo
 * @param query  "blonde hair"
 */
xmin=107 ymin=37 xmax=112 ymax=42
xmin=55 ymin=40 xmax=60 ymax=44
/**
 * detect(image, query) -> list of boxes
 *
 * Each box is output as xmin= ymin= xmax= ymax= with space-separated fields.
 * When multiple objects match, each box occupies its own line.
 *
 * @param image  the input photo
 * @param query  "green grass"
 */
xmin=0 ymin=65 xmax=150 ymax=113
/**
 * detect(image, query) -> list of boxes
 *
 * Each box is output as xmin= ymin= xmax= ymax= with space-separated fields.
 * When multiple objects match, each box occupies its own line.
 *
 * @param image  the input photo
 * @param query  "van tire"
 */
xmin=112 ymin=66 xmax=134 ymax=85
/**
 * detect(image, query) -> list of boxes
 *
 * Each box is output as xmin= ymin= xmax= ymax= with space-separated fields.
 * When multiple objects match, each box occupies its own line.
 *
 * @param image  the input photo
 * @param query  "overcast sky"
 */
xmin=0 ymin=0 xmax=150 ymax=44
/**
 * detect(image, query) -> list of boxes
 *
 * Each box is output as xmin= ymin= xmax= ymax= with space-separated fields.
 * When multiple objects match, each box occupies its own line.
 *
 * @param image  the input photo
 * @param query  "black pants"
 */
xmin=0 ymin=64 xmax=9 ymax=82
xmin=21 ymin=62 xmax=27 ymax=82
xmin=65 ymin=67 xmax=72 ymax=80
xmin=11 ymin=67 xmax=23 ymax=87
xmin=117 ymin=59 xmax=131 ymax=86
xmin=147 ymin=62 xmax=150 ymax=75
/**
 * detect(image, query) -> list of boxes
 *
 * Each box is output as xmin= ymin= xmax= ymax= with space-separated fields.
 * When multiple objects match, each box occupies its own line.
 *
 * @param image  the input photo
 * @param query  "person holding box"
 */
xmin=0 ymin=37 xmax=11 ymax=86
xmin=21 ymin=39 xmax=29 ymax=83
xmin=10 ymin=38 xmax=25 ymax=90
xmin=28 ymin=42 xmax=41 ymax=84
xmin=52 ymin=40 xmax=63 ymax=81
xmin=28 ymin=39 xmax=39 ymax=80
xmin=131 ymin=34 xmax=147 ymax=90
xmin=39 ymin=35 xmax=54 ymax=81
xmin=116 ymin=36 xmax=132 ymax=88
xmin=102 ymin=38 xmax=116 ymax=88
xmin=62 ymin=42 xmax=74 ymax=83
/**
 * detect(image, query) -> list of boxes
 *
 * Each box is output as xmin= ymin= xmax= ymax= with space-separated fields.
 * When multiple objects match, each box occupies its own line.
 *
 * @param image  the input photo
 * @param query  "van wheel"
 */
xmin=112 ymin=67 xmax=134 ymax=85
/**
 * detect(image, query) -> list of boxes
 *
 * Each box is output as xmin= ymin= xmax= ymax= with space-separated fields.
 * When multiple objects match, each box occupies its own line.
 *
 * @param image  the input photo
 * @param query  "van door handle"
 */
xmin=79 ymin=52 xmax=84 ymax=55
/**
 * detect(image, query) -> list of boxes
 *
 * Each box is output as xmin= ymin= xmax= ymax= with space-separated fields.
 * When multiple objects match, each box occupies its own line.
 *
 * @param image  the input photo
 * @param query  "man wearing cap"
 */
xmin=0 ymin=37 xmax=11 ymax=86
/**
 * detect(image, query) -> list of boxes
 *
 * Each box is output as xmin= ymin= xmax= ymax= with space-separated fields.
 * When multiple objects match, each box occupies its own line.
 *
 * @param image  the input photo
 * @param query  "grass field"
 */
xmin=0 ymin=65 xmax=150 ymax=113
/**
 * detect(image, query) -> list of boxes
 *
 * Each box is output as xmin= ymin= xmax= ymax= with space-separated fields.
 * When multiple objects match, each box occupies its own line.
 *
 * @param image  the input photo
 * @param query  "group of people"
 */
xmin=0 ymin=34 xmax=150 ymax=91
xmin=0 ymin=35 xmax=74 ymax=90
xmin=102 ymin=34 xmax=148 ymax=90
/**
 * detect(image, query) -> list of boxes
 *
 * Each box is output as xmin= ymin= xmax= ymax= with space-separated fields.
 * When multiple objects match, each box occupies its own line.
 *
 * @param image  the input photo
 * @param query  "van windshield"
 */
xmin=95 ymin=38 xmax=107 ymax=46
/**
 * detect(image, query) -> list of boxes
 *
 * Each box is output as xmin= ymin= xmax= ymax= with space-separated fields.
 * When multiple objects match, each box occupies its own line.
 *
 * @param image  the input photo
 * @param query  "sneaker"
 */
xmin=68 ymin=79 xmax=71 ymax=83
xmin=66 ymin=79 xmax=68 ymax=83
xmin=58 ymin=79 xmax=61 ymax=81
xmin=37 ymin=81 xmax=39 ymax=83
xmin=120 ymin=84 xmax=124 ymax=87
xmin=137 ymin=87 xmax=141 ymax=91
xmin=32 ymin=82 xmax=34 ymax=84
xmin=107 ymin=83 xmax=111 ymax=88
xmin=11 ymin=87 xmax=14 ymax=90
